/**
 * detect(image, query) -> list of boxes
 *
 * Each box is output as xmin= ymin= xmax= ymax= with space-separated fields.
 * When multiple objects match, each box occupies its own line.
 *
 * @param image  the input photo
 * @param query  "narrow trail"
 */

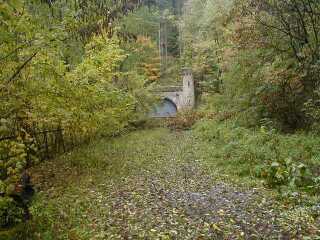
xmin=32 ymin=128 xmax=316 ymax=239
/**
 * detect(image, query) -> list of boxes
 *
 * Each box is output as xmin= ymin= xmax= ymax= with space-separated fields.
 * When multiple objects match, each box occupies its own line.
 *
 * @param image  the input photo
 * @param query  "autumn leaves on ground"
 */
xmin=1 ymin=0 xmax=320 ymax=239
xmin=12 ymin=126 xmax=315 ymax=239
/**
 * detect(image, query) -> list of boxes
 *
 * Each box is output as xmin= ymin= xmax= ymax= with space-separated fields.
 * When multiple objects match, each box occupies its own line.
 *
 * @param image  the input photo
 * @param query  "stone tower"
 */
xmin=149 ymin=68 xmax=195 ymax=117
xmin=182 ymin=68 xmax=195 ymax=109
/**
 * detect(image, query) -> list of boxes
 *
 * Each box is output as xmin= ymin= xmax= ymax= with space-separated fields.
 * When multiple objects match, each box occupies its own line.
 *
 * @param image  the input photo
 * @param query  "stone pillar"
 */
xmin=182 ymin=68 xmax=195 ymax=109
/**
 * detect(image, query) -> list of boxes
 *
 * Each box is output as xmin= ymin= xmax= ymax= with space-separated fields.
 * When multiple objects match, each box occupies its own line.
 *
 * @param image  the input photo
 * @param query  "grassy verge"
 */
xmin=192 ymin=119 xmax=320 ymax=207
xmin=193 ymin=120 xmax=320 ymax=185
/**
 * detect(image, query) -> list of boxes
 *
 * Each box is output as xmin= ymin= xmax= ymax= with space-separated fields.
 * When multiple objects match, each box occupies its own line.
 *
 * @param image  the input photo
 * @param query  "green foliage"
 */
xmin=0 ymin=138 xmax=26 ymax=193
xmin=0 ymin=0 xmax=158 ymax=228
xmin=260 ymin=158 xmax=312 ymax=189
xmin=118 ymin=6 xmax=160 ymax=41
xmin=304 ymin=88 xmax=320 ymax=132
xmin=0 ymin=119 xmax=38 ymax=228
xmin=181 ymin=0 xmax=233 ymax=92
xmin=193 ymin=119 xmax=320 ymax=193
xmin=64 ymin=34 xmax=138 ymax=136
xmin=0 ymin=197 xmax=24 ymax=228
xmin=121 ymin=35 xmax=160 ymax=85
xmin=181 ymin=0 xmax=320 ymax=130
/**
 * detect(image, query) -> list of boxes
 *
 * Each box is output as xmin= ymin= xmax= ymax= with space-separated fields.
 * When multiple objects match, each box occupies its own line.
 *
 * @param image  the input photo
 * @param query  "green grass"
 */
xmin=192 ymin=119 xmax=320 ymax=180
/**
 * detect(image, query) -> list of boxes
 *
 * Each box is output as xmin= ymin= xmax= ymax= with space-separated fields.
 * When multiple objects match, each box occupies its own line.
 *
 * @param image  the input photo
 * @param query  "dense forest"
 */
xmin=0 ymin=0 xmax=320 ymax=239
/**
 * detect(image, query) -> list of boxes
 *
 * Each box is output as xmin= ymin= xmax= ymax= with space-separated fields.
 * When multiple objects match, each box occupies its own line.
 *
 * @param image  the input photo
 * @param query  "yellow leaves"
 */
xmin=72 ymin=35 xmax=126 ymax=86
xmin=0 ymin=137 xmax=29 ymax=197
xmin=140 ymin=60 xmax=160 ymax=83
xmin=210 ymin=223 xmax=222 ymax=232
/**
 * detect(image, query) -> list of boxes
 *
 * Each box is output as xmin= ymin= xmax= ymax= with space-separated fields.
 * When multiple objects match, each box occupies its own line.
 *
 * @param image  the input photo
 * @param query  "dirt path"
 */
xmin=30 ymin=129 xmax=318 ymax=239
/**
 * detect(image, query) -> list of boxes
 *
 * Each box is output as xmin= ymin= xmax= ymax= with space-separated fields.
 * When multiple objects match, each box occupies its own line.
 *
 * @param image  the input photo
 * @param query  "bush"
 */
xmin=0 ymin=197 xmax=24 ymax=228
xmin=166 ymin=110 xmax=205 ymax=130
xmin=259 ymin=158 xmax=312 ymax=189
xmin=0 ymin=119 xmax=37 ymax=228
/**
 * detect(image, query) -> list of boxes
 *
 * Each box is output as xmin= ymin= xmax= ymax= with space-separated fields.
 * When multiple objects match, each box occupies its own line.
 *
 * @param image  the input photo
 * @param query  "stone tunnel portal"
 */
xmin=150 ymin=98 xmax=177 ymax=118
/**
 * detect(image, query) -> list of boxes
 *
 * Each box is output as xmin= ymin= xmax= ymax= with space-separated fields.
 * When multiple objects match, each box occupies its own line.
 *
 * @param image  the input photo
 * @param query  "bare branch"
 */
xmin=7 ymin=52 xmax=38 ymax=83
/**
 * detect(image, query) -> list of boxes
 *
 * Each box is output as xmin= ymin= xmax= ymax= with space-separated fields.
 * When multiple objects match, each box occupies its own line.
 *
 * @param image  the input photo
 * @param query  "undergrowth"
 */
xmin=193 ymin=119 xmax=320 ymax=197
xmin=166 ymin=110 xmax=205 ymax=130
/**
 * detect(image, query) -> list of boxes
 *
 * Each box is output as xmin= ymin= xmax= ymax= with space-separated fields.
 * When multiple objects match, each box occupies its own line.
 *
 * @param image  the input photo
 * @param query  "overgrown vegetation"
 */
xmin=181 ymin=0 xmax=320 ymax=205
xmin=165 ymin=110 xmax=206 ymax=130
xmin=1 ymin=0 xmax=320 ymax=238
xmin=6 ymin=129 xmax=319 ymax=239
xmin=193 ymin=119 xmax=320 ymax=195
xmin=0 ymin=0 xmax=162 ymax=229
xmin=182 ymin=0 xmax=320 ymax=131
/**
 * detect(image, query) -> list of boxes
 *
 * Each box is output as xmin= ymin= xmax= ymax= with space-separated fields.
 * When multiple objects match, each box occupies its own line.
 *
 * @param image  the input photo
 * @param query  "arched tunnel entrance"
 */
xmin=150 ymin=98 xmax=177 ymax=117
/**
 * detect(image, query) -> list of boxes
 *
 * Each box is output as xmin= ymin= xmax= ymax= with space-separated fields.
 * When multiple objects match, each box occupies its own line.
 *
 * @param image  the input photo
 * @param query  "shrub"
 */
xmin=166 ymin=110 xmax=205 ymax=130
xmin=0 ymin=197 xmax=24 ymax=228
xmin=0 ymin=120 xmax=37 ymax=228
xmin=259 ymin=158 xmax=312 ymax=189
